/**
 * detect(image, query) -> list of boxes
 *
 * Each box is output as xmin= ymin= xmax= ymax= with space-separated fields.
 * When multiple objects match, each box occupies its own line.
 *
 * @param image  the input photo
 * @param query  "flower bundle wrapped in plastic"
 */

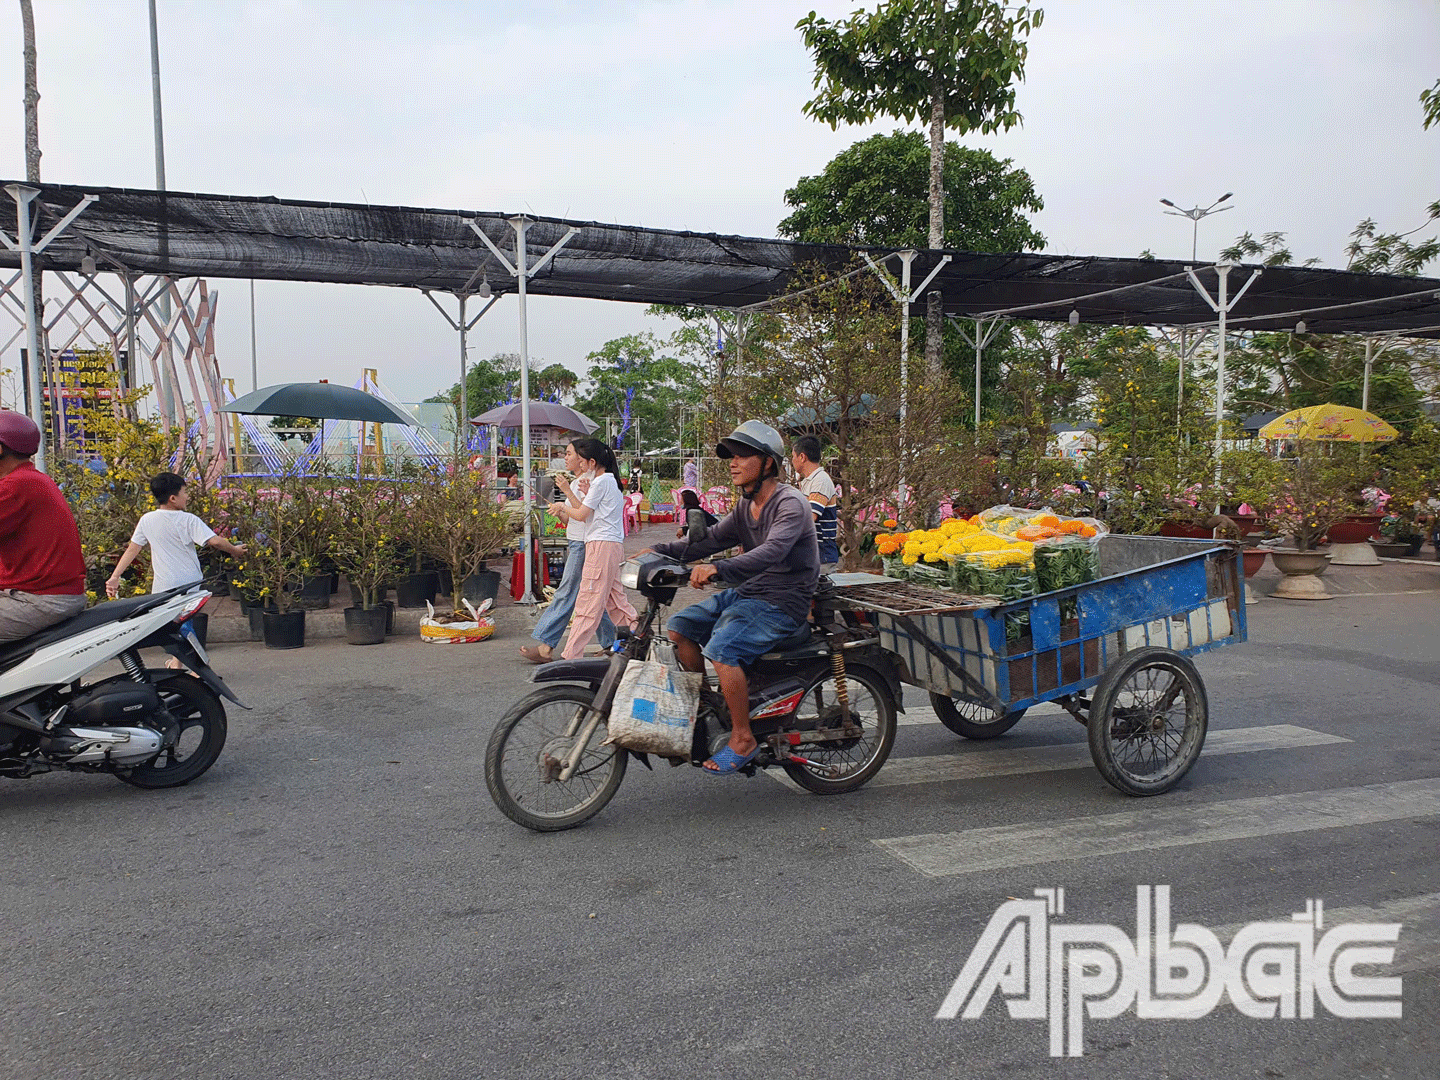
xmin=947 ymin=546 xmax=1037 ymax=599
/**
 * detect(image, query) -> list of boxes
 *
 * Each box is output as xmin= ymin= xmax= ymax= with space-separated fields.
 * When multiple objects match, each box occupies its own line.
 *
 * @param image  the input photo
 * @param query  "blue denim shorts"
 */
xmin=667 ymin=590 xmax=804 ymax=668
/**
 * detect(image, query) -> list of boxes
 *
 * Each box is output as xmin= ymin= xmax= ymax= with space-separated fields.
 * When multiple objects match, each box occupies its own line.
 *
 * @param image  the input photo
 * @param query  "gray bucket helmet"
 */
xmin=717 ymin=420 xmax=786 ymax=477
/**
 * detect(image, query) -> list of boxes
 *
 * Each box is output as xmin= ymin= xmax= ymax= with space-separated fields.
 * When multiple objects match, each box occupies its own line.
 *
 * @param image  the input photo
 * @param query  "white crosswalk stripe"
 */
xmin=767 ymin=724 xmax=1349 ymax=792
xmin=869 ymin=724 xmax=1347 ymax=789
xmin=872 ymin=777 xmax=1440 ymax=877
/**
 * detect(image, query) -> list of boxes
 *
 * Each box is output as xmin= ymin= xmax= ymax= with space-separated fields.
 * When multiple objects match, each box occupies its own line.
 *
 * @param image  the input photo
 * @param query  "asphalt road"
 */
xmin=3 ymin=591 xmax=1438 ymax=1080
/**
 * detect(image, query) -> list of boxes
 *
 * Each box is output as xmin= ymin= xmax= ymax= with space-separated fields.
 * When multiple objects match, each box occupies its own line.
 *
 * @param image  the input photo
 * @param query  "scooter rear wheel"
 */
xmin=485 ymin=685 xmax=627 ymax=832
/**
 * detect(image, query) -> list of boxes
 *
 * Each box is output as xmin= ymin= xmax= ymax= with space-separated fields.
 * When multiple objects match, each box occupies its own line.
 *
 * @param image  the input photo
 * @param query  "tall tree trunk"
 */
xmin=19 ymin=0 xmax=43 ymax=418
xmin=20 ymin=0 xmax=40 ymax=181
xmin=925 ymin=73 xmax=945 ymax=377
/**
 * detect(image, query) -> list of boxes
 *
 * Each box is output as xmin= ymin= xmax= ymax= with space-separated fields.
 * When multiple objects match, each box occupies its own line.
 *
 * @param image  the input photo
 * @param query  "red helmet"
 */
xmin=0 ymin=411 xmax=40 ymax=456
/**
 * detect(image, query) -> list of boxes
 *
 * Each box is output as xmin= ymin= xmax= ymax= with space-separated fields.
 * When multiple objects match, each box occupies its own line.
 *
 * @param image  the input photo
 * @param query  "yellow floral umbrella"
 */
xmin=1257 ymin=403 xmax=1398 ymax=442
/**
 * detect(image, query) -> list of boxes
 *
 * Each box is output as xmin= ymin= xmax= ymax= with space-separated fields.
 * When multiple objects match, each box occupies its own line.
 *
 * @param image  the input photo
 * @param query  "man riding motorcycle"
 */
xmin=647 ymin=421 xmax=820 ymax=774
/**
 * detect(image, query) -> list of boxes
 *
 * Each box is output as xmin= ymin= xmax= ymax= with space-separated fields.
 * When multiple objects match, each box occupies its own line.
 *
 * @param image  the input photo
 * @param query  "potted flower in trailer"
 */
xmin=328 ymin=479 xmax=407 ymax=645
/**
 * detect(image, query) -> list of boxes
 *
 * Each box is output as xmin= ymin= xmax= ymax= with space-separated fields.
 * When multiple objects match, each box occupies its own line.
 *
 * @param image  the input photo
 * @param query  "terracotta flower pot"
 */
xmin=1269 ymin=550 xmax=1333 ymax=601
xmin=1241 ymin=549 xmax=1268 ymax=578
xmin=1325 ymin=518 xmax=1381 ymax=544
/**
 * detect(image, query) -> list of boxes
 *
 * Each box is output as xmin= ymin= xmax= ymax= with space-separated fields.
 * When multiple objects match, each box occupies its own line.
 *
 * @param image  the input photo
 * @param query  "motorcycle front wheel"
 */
xmin=115 ymin=674 xmax=228 ymax=789
xmin=485 ymin=685 xmax=627 ymax=832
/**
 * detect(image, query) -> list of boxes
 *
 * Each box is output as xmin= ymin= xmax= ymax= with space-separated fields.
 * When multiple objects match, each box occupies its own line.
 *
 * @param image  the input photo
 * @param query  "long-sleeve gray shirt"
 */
xmin=651 ymin=484 xmax=820 ymax=623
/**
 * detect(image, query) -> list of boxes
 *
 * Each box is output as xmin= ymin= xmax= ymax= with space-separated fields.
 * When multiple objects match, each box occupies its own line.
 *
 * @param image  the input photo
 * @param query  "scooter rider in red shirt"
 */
xmin=0 ymin=412 xmax=87 ymax=642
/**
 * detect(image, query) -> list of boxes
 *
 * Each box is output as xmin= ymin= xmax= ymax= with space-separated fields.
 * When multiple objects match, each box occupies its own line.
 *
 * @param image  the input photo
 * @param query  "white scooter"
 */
xmin=0 ymin=585 xmax=245 ymax=788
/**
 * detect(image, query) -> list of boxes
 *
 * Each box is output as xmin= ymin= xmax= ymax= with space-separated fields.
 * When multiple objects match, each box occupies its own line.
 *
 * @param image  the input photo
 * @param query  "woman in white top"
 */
xmin=549 ymin=437 xmax=636 ymax=660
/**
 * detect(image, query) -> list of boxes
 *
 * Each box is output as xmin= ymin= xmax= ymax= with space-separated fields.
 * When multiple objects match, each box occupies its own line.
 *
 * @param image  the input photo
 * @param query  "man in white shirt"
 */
xmin=106 ymin=472 xmax=247 ymax=598
xmin=791 ymin=435 xmax=839 ymax=574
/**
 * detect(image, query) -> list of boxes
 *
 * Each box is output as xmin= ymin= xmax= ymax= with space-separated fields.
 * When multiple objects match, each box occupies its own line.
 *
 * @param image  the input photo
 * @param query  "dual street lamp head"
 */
xmin=1159 ymin=192 xmax=1234 ymax=220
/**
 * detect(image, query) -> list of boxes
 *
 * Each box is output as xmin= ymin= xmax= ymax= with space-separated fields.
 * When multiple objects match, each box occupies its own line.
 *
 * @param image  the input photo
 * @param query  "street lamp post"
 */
xmin=1159 ymin=193 xmax=1236 ymax=437
xmin=1160 ymin=192 xmax=1235 ymax=263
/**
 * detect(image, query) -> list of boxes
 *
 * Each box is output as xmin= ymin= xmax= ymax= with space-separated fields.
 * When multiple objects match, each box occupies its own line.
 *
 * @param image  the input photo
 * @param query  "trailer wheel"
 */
xmin=928 ymin=692 xmax=1026 ymax=740
xmin=1087 ymin=647 xmax=1207 ymax=796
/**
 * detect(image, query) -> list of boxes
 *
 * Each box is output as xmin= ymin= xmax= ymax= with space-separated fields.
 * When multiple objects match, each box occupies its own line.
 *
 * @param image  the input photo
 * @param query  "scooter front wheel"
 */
xmin=485 ymin=685 xmax=627 ymax=832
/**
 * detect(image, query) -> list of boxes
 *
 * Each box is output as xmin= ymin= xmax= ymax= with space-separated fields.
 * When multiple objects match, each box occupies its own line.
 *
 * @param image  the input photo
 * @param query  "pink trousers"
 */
xmin=561 ymin=540 xmax=637 ymax=660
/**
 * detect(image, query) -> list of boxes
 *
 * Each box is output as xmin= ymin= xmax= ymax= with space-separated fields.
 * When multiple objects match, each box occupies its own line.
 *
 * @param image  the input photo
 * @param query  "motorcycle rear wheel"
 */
xmin=781 ymin=667 xmax=896 ymax=794
xmin=485 ymin=685 xmax=627 ymax=832
xmin=115 ymin=674 xmax=228 ymax=789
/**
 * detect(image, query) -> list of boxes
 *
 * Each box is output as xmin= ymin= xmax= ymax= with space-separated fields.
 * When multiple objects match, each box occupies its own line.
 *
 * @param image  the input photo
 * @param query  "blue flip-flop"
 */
xmin=704 ymin=744 xmax=761 ymax=776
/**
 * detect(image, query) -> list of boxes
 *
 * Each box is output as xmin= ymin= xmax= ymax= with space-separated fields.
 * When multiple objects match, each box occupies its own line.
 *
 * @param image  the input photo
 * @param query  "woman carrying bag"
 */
xmin=548 ymin=438 xmax=637 ymax=660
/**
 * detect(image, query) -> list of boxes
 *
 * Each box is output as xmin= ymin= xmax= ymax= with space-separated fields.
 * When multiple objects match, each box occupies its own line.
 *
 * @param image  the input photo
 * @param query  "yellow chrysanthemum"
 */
xmin=902 ymin=553 xmax=919 ymax=565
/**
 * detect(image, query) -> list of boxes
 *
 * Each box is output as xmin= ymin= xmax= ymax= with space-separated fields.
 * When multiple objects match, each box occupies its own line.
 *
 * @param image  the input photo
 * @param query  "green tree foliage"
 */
xmin=1219 ymin=231 xmax=1320 ymax=268
xmin=722 ymin=264 xmax=971 ymax=567
xmin=1423 ymin=77 xmax=1440 ymax=130
xmin=428 ymin=351 xmax=519 ymax=419
xmin=798 ymin=0 xmax=1043 ymax=375
xmin=572 ymin=333 xmax=704 ymax=452
xmin=779 ymin=130 xmax=1044 ymax=252
xmin=1343 ymin=211 xmax=1440 ymax=276
xmin=1226 ymin=332 xmax=1433 ymax=425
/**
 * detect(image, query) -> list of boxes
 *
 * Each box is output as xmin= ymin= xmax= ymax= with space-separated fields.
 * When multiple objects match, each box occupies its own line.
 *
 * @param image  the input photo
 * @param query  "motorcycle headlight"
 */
xmin=619 ymin=562 xmax=640 ymax=590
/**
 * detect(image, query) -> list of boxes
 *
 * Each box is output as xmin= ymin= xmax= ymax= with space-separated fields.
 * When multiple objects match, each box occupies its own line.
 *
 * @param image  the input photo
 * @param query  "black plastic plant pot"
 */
xmin=262 ymin=609 xmax=305 ymax=650
xmin=343 ymin=605 xmax=387 ymax=645
xmin=435 ymin=566 xmax=454 ymax=598
xmin=295 ymin=575 xmax=332 ymax=609
xmin=381 ymin=599 xmax=395 ymax=635
xmin=462 ymin=570 xmax=502 ymax=606
xmin=395 ymin=571 xmax=438 ymax=608
xmin=247 ymin=605 xmax=265 ymax=641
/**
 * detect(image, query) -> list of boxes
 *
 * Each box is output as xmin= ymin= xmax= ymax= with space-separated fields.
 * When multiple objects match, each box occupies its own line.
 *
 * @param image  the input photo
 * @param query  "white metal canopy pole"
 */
xmin=1185 ymin=262 xmax=1262 ymax=492
xmin=470 ymin=216 xmax=578 ymax=604
xmin=949 ymin=316 xmax=1005 ymax=430
xmin=423 ymin=286 xmax=499 ymax=454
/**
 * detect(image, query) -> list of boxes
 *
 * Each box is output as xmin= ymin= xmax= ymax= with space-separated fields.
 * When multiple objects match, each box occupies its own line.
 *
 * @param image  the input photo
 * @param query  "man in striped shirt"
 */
xmin=791 ymin=435 xmax=839 ymax=574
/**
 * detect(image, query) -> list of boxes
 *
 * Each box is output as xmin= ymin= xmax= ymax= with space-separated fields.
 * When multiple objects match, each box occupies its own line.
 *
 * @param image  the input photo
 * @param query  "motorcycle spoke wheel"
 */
xmin=781 ymin=669 xmax=896 ymax=794
xmin=485 ymin=685 xmax=627 ymax=832
xmin=1087 ymin=647 xmax=1207 ymax=796
xmin=116 ymin=675 xmax=228 ymax=789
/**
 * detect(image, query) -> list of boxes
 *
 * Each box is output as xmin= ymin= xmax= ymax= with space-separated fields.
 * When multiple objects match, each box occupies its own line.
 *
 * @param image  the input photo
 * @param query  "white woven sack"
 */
xmin=605 ymin=659 xmax=701 ymax=757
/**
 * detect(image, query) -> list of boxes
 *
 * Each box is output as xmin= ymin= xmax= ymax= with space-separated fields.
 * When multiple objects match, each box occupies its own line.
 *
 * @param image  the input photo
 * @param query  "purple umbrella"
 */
xmin=471 ymin=401 xmax=597 ymax=434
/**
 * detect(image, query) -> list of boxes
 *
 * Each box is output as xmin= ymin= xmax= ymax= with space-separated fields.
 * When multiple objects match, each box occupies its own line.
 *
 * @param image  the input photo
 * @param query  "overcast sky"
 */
xmin=2 ymin=0 xmax=1437 ymax=404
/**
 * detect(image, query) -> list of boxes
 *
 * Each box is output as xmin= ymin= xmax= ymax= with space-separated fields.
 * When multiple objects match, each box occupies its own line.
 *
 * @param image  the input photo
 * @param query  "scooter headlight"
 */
xmin=619 ymin=562 xmax=640 ymax=590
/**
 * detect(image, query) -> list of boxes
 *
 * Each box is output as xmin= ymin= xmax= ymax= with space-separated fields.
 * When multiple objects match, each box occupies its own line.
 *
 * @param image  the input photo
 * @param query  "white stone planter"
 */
xmin=1269 ymin=549 xmax=1333 ymax=600
xmin=1327 ymin=542 xmax=1380 ymax=566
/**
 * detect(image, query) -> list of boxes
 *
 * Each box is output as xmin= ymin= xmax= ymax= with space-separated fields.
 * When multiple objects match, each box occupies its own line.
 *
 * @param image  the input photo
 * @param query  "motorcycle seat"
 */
xmin=0 ymin=594 xmax=173 ymax=670
xmin=756 ymin=622 xmax=824 ymax=662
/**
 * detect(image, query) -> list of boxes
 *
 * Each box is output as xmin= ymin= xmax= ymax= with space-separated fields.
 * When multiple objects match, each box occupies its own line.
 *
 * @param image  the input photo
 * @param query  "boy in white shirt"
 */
xmin=106 ymin=472 xmax=247 ymax=599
